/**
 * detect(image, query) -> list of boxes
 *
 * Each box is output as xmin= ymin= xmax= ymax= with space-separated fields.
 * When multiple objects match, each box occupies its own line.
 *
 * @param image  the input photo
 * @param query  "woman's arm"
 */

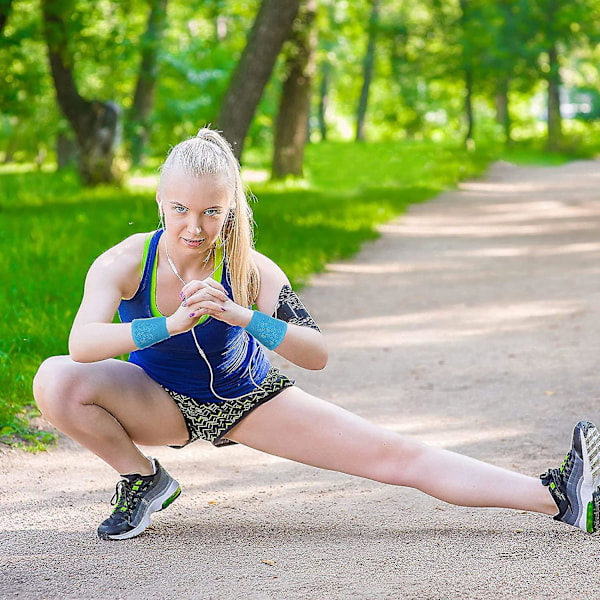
xmin=183 ymin=251 xmax=327 ymax=370
xmin=68 ymin=235 xmax=149 ymax=362
xmin=252 ymin=251 xmax=328 ymax=370
xmin=70 ymin=234 xmax=229 ymax=363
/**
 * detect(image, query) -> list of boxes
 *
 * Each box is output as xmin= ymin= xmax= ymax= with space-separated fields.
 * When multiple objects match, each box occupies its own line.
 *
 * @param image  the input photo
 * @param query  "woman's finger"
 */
xmin=188 ymin=301 xmax=227 ymax=318
xmin=181 ymin=278 xmax=227 ymax=300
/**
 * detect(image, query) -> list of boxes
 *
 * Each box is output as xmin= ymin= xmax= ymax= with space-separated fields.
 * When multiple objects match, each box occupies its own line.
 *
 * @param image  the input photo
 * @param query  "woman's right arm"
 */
xmin=69 ymin=235 xmax=226 ymax=362
xmin=69 ymin=236 xmax=149 ymax=362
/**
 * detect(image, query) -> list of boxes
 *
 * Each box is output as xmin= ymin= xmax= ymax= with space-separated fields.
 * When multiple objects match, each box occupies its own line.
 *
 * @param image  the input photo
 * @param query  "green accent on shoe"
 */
xmin=161 ymin=487 xmax=181 ymax=510
xmin=587 ymin=502 xmax=594 ymax=533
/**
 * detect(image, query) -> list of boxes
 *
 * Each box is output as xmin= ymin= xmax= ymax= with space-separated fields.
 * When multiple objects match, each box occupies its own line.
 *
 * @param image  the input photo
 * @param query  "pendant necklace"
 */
xmin=163 ymin=237 xmax=222 ymax=286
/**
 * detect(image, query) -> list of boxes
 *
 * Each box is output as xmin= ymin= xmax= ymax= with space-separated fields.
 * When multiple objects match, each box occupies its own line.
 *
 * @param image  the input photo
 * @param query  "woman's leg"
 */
xmin=227 ymin=387 xmax=557 ymax=515
xmin=33 ymin=355 xmax=189 ymax=476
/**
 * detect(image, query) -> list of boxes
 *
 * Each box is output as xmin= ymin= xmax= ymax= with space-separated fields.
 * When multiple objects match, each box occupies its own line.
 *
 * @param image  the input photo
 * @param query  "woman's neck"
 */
xmin=161 ymin=237 xmax=215 ymax=284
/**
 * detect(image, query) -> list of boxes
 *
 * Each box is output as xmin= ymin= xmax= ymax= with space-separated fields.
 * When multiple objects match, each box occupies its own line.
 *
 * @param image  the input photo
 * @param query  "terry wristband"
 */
xmin=244 ymin=311 xmax=287 ymax=350
xmin=131 ymin=317 xmax=170 ymax=350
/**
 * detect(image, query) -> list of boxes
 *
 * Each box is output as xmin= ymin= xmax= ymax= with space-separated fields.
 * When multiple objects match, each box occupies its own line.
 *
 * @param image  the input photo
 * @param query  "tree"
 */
xmin=531 ymin=0 xmax=600 ymax=150
xmin=355 ymin=0 xmax=380 ymax=141
xmin=0 ymin=0 xmax=13 ymax=36
xmin=272 ymin=0 xmax=317 ymax=179
xmin=215 ymin=0 xmax=301 ymax=159
xmin=42 ymin=0 xmax=120 ymax=184
xmin=128 ymin=0 xmax=169 ymax=166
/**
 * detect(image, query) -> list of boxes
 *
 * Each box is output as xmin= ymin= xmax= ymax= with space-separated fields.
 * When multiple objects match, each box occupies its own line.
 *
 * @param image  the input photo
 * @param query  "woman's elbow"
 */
xmin=68 ymin=336 xmax=91 ymax=363
xmin=308 ymin=344 xmax=328 ymax=370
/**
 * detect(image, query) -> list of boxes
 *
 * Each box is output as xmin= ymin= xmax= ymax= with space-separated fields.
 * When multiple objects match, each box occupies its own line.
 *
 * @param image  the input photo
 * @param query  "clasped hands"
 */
xmin=166 ymin=278 xmax=252 ymax=335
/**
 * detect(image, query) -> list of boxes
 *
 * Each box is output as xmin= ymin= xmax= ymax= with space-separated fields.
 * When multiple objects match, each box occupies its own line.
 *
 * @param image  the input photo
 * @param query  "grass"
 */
xmin=0 ymin=138 xmax=509 ymax=447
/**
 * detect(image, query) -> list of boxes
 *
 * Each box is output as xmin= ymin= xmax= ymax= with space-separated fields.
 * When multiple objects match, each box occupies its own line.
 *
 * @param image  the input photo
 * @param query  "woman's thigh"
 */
xmin=227 ymin=386 xmax=412 ymax=481
xmin=34 ymin=355 xmax=189 ymax=446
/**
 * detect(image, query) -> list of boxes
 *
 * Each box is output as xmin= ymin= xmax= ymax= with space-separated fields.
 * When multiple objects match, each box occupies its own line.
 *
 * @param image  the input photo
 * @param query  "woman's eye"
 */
xmin=204 ymin=208 xmax=221 ymax=216
xmin=174 ymin=205 xmax=188 ymax=214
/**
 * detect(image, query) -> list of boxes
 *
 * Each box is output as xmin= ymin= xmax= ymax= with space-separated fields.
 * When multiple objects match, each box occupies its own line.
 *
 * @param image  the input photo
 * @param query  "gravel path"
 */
xmin=2 ymin=160 xmax=600 ymax=599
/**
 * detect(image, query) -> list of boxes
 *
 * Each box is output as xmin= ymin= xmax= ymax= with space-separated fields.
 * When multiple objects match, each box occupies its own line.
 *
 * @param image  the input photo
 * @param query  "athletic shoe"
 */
xmin=540 ymin=420 xmax=600 ymax=533
xmin=97 ymin=458 xmax=181 ymax=541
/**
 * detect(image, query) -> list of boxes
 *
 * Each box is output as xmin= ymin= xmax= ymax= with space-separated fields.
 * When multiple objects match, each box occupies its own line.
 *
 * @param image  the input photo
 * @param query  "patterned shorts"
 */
xmin=161 ymin=367 xmax=294 ymax=448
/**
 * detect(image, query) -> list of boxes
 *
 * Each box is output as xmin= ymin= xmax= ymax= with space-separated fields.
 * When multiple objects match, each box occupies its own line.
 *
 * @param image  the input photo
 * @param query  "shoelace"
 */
xmin=110 ymin=478 xmax=151 ymax=521
xmin=542 ymin=451 xmax=575 ymax=508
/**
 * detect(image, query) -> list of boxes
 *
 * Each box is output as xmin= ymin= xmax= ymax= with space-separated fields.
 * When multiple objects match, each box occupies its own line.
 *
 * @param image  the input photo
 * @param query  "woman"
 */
xmin=33 ymin=128 xmax=600 ymax=541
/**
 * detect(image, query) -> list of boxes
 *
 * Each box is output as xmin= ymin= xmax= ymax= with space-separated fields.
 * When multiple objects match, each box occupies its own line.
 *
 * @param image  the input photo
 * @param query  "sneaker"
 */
xmin=97 ymin=458 xmax=181 ymax=541
xmin=540 ymin=420 xmax=600 ymax=533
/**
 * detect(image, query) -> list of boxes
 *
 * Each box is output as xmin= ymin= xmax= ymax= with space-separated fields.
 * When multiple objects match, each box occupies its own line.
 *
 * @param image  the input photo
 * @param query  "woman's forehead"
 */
xmin=161 ymin=172 xmax=233 ymax=205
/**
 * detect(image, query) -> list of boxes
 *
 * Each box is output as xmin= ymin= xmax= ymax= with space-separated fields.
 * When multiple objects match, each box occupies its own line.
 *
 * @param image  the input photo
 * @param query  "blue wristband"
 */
xmin=244 ymin=311 xmax=287 ymax=350
xmin=131 ymin=317 xmax=170 ymax=350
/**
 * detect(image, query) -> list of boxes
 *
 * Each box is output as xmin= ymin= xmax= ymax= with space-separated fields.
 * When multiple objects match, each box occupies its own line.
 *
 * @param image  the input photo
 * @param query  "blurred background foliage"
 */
xmin=1 ymin=0 xmax=599 ymax=444
xmin=1 ymin=0 xmax=599 ymax=168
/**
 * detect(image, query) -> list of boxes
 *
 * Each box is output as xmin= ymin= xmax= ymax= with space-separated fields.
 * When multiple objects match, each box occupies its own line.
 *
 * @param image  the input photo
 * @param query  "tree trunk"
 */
xmin=495 ymin=78 xmax=511 ymax=145
xmin=464 ymin=67 xmax=474 ymax=144
xmin=129 ymin=0 xmax=168 ymax=166
xmin=2 ymin=131 xmax=18 ymax=164
xmin=355 ymin=0 xmax=380 ymax=142
xmin=546 ymin=42 xmax=562 ymax=151
xmin=216 ymin=0 xmax=301 ymax=160
xmin=42 ymin=0 xmax=120 ymax=185
xmin=272 ymin=0 xmax=317 ymax=179
xmin=459 ymin=0 xmax=474 ymax=146
xmin=317 ymin=61 xmax=331 ymax=142
xmin=56 ymin=132 xmax=77 ymax=169
xmin=0 ymin=0 xmax=14 ymax=36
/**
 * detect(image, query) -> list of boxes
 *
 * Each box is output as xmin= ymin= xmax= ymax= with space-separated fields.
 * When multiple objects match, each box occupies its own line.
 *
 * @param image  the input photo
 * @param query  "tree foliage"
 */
xmin=1 ymin=0 xmax=599 ymax=174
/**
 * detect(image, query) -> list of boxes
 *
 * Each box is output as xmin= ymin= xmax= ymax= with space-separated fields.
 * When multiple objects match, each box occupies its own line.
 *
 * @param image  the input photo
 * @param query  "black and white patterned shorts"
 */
xmin=161 ymin=367 xmax=294 ymax=448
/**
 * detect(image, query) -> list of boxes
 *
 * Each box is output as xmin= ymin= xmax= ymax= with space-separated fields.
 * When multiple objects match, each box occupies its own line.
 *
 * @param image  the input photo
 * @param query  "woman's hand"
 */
xmin=166 ymin=278 xmax=252 ymax=334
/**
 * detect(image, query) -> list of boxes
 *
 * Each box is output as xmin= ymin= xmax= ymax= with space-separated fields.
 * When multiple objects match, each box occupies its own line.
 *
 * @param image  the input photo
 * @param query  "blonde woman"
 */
xmin=33 ymin=128 xmax=600 ymax=540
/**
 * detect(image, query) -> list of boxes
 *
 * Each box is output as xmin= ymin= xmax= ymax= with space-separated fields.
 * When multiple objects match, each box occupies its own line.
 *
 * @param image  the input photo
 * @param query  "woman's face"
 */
xmin=157 ymin=173 xmax=233 ymax=255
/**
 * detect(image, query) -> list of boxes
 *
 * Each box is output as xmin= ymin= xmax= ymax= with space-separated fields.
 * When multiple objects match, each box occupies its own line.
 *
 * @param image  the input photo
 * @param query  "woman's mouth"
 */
xmin=182 ymin=237 xmax=205 ymax=248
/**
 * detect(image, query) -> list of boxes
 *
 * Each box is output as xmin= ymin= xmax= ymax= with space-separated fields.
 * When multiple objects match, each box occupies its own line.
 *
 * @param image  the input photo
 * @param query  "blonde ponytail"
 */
xmin=159 ymin=128 xmax=260 ymax=307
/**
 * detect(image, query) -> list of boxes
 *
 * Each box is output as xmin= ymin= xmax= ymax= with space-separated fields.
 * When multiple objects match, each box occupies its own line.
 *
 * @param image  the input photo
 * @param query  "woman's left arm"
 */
xmin=253 ymin=252 xmax=327 ymax=369
xmin=191 ymin=251 xmax=327 ymax=370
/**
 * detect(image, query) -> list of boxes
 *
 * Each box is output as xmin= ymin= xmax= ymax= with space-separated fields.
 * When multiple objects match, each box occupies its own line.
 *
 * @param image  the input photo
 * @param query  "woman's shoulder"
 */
xmin=250 ymin=249 xmax=289 ymax=286
xmin=88 ymin=231 xmax=155 ymax=294
xmin=251 ymin=249 xmax=290 ymax=312
xmin=94 ymin=232 xmax=151 ymax=267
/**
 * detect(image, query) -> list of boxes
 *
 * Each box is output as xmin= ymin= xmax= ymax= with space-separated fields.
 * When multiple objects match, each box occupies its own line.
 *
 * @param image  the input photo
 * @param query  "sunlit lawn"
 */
xmin=0 ymin=139 xmax=499 ymax=445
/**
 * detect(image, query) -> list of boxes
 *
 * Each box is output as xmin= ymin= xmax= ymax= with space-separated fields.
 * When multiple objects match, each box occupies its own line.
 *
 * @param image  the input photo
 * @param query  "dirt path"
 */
xmin=2 ymin=160 xmax=600 ymax=599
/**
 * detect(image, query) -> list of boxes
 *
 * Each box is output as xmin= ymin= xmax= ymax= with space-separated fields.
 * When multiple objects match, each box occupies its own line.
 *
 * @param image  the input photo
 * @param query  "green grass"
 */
xmin=0 ymin=140 xmax=495 ymax=447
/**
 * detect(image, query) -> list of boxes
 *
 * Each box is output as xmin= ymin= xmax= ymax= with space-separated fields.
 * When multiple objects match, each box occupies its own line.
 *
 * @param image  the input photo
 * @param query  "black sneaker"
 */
xmin=97 ymin=458 xmax=181 ymax=540
xmin=540 ymin=420 xmax=600 ymax=533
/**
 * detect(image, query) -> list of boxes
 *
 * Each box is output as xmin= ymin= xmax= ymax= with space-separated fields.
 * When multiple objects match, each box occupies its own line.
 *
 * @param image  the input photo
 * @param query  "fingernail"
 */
xmin=189 ymin=312 xmax=195 ymax=318
xmin=181 ymin=299 xmax=187 ymax=306
xmin=221 ymin=307 xmax=226 ymax=312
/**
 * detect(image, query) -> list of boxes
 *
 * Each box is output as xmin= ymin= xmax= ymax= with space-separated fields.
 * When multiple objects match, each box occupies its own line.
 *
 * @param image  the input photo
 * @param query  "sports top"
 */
xmin=118 ymin=229 xmax=270 ymax=403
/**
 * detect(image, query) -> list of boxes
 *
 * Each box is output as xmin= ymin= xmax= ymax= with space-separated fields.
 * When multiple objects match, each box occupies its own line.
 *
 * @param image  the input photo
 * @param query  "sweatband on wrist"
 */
xmin=244 ymin=311 xmax=287 ymax=350
xmin=131 ymin=317 xmax=170 ymax=349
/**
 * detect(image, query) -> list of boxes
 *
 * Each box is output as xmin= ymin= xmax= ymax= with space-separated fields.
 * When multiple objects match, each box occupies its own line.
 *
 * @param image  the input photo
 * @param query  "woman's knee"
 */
xmin=368 ymin=433 xmax=428 ymax=486
xmin=33 ymin=356 xmax=97 ymax=420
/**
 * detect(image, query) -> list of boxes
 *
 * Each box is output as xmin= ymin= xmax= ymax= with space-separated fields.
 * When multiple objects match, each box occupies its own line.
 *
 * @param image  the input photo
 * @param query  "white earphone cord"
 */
xmin=164 ymin=236 xmax=266 ymax=402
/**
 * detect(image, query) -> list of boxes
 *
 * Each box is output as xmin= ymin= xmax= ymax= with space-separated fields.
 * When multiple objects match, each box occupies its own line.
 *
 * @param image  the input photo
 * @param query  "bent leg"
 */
xmin=227 ymin=387 xmax=556 ymax=515
xmin=33 ymin=356 xmax=189 ymax=475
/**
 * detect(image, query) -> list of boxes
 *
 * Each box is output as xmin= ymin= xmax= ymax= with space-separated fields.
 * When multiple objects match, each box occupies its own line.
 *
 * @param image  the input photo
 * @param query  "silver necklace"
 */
xmin=163 ymin=237 xmax=223 ymax=285
xmin=164 ymin=238 xmax=187 ymax=285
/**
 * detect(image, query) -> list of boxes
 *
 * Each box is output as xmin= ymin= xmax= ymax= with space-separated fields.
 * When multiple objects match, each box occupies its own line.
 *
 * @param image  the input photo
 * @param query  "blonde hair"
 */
xmin=159 ymin=128 xmax=259 ymax=307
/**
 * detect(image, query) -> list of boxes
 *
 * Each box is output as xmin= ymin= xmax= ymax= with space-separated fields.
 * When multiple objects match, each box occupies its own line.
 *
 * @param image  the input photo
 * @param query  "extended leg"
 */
xmin=227 ymin=387 xmax=556 ymax=515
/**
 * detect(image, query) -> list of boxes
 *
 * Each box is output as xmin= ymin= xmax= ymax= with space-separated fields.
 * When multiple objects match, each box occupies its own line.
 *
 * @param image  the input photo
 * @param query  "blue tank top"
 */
xmin=118 ymin=229 xmax=270 ymax=403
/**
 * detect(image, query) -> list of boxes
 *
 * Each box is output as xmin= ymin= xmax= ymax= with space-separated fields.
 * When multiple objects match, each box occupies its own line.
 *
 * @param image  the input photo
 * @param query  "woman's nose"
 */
xmin=187 ymin=221 xmax=202 ymax=235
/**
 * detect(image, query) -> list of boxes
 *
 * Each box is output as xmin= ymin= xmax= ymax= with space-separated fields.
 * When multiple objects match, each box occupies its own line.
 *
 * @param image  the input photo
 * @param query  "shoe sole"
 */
xmin=576 ymin=421 xmax=600 ymax=531
xmin=99 ymin=479 xmax=181 ymax=541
